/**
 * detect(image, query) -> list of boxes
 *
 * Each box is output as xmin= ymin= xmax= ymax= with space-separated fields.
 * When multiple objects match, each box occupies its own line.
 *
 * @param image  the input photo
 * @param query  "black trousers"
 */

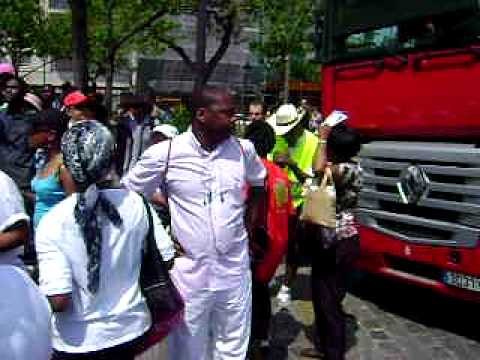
xmin=311 ymin=234 xmax=360 ymax=360
xmin=51 ymin=335 xmax=144 ymax=360
xmin=251 ymin=278 xmax=272 ymax=342
xmin=250 ymin=227 xmax=273 ymax=343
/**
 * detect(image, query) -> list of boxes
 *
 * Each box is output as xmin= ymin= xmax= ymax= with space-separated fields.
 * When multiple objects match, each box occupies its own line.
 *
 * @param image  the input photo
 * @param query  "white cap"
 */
xmin=152 ymin=124 xmax=179 ymax=139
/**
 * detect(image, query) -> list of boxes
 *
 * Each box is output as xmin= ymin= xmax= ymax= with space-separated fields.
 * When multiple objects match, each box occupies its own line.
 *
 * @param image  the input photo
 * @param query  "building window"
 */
xmin=49 ymin=0 xmax=69 ymax=11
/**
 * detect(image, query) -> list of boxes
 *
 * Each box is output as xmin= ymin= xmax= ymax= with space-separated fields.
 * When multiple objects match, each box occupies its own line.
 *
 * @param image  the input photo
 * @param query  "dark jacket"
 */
xmin=0 ymin=110 xmax=36 ymax=192
xmin=114 ymin=114 xmax=154 ymax=177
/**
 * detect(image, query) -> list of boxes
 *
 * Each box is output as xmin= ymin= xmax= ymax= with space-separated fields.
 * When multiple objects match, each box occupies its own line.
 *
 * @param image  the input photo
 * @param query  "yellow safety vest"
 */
xmin=269 ymin=130 xmax=318 ymax=208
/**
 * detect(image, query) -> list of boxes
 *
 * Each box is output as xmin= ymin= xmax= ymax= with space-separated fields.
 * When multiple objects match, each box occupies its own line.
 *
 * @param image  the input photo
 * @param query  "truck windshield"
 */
xmin=323 ymin=0 xmax=480 ymax=62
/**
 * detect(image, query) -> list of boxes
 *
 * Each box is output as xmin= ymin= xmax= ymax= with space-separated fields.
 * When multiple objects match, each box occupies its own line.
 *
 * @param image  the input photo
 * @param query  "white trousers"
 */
xmin=167 ymin=274 xmax=252 ymax=360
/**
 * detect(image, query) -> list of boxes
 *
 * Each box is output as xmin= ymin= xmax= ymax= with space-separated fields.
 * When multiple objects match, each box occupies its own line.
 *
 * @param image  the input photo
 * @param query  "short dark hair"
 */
xmin=119 ymin=94 xmax=146 ymax=110
xmin=32 ymin=109 xmax=68 ymax=137
xmin=191 ymin=86 xmax=232 ymax=113
xmin=328 ymin=125 xmax=362 ymax=163
xmin=0 ymin=73 xmax=14 ymax=87
xmin=249 ymin=100 xmax=265 ymax=112
xmin=244 ymin=121 xmax=276 ymax=158
xmin=0 ymin=74 xmax=28 ymax=94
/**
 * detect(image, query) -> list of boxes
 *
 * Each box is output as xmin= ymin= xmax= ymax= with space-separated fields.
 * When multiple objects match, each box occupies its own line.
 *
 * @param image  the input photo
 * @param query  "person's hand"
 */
xmin=324 ymin=110 xmax=348 ymax=127
xmin=318 ymin=123 xmax=332 ymax=139
xmin=275 ymin=153 xmax=294 ymax=168
xmin=319 ymin=110 xmax=348 ymax=137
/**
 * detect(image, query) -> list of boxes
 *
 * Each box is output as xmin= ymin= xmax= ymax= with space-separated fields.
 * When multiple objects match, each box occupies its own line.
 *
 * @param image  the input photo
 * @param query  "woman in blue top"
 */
xmin=30 ymin=109 xmax=76 ymax=228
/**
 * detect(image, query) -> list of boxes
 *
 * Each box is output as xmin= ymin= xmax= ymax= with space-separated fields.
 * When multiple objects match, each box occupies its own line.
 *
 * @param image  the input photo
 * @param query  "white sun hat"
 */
xmin=267 ymin=104 xmax=305 ymax=136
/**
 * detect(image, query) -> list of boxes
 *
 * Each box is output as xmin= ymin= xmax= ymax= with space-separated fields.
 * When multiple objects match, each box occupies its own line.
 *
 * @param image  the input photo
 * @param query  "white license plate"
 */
xmin=443 ymin=271 xmax=480 ymax=292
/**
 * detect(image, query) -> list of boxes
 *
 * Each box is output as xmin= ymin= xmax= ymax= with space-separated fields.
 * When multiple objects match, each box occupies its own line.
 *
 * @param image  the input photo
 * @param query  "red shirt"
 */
xmin=255 ymin=159 xmax=294 ymax=283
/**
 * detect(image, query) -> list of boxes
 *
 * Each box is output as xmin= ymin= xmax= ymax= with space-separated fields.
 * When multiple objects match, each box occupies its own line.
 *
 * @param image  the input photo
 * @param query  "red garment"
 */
xmin=255 ymin=159 xmax=294 ymax=283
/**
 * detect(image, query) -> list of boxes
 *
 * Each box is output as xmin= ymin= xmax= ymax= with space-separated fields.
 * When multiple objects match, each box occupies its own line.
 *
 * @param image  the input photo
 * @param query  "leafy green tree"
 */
xmin=157 ymin=0 xmax=258 ymax=90
xmin=86 ymin=0 xmax=177 ymax=112
xmin=250 ymin=0 xmax=315 ymax=102
xmin=0 ymin=0 xmax=70 ymax=73
xmin=62 ymin=0 xmax=258 ymax=108
xmin=63 ymin=0 xmax=176 ymax=111
xmin=170 ymin=104 xmax=192 ymax=133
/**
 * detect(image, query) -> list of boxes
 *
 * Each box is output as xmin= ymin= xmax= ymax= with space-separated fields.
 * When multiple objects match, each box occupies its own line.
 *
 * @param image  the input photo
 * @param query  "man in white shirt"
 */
xmin=0 ymin=170 xmax=29 ymax=267
xmin=123 ymin=86 xmax=267 ymax=360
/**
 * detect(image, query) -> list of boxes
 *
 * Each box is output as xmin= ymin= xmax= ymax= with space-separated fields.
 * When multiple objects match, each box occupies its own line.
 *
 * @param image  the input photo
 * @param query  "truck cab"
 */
xmin=318 ymin=0 xmax=480 ymax=301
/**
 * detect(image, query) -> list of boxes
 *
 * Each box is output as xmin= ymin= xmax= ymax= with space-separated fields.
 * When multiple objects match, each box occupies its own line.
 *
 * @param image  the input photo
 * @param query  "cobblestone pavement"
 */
xmin=137 ymin=267 xmax=480 ymax=360
xmin=268 ymin=268 xmax=480 ymax=360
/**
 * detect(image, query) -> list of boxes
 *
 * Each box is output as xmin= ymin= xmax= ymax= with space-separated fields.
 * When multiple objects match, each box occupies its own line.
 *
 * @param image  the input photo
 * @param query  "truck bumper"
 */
xmin=357 ymin=225 xmax=480 ymax=303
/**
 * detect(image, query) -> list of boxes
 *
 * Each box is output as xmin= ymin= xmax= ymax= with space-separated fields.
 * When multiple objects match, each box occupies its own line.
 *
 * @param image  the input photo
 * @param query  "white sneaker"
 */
xmin=276 ymin=285 xmax=292 ymax=308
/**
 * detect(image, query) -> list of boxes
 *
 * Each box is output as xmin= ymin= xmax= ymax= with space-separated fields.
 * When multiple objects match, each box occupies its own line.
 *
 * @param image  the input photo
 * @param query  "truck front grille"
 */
xmin=358 ymin=142 xmax=480 ymax=248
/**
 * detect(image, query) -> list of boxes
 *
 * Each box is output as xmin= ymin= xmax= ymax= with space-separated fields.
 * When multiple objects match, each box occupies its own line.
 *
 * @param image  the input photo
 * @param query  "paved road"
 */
xmin=269 ymin=268 xmax=480 ymax=360
xmin=137 ymin=267 xmax=480 ymax=360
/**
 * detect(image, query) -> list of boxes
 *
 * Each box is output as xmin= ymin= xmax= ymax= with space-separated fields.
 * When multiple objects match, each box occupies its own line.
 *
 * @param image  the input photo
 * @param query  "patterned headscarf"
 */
xmin=61 ymin=121 xmax=122 ymax=294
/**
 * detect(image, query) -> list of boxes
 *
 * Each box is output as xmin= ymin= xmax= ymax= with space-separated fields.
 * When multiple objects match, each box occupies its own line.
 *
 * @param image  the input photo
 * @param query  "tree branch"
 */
xmin=111 ymin=7 xmax=169 ymax=55
xmin=157 ymin=37 xmax=194 ymax=70
xmin=204 ymin=14 xmax=234 ymax=81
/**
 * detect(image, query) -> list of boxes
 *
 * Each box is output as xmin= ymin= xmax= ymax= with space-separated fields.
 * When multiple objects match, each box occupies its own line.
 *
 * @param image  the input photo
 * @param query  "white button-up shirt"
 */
xmin=123 ymin=131 xmax=266 ymax=297
xmin=0 ymin=170 xmax=29 ymax=267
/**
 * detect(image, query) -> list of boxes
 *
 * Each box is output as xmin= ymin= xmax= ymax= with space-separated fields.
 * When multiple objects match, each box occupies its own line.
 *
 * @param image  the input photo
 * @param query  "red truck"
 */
xmin=318 ymin=0 xmax=480 ymax=301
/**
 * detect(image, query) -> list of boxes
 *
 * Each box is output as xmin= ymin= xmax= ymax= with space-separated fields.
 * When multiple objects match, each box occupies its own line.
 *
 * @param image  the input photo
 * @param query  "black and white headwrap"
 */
xmin=61 ymin=121 xmax=122 ymax=294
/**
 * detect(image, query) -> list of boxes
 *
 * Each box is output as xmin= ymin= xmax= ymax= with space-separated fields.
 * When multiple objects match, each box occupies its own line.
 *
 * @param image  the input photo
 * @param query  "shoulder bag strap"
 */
xmin=161 ymin=139 xmax=173 ymax=199
xmin=141 ymin=195 xmax=167 ymax=268
xmin=233 ymin=137 xmax=248 ymax=183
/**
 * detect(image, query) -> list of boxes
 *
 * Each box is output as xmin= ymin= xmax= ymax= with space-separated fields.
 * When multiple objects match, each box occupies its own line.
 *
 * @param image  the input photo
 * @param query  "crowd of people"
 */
xmin=0 ymin=62 xmax=362 ymax=360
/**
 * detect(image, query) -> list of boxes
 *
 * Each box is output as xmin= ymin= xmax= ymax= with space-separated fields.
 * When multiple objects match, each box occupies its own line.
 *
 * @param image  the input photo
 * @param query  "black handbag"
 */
xmin=138 ymin=196 xmax=184 ymax=350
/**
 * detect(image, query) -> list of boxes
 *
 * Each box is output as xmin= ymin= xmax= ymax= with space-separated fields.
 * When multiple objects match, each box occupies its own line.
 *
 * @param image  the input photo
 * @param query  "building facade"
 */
xmin=13 ymin=3 xmax=261 ymax=103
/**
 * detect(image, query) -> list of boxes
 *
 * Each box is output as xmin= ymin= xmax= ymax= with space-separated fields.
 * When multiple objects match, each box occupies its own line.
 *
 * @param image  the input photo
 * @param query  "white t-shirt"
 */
xmin=0 ymin=265 xmax=52 ymax=360
xmin=36 ymin=189 xmax=175 ymax=353
xmin=0 ymin=171 xmax=29 ymax=267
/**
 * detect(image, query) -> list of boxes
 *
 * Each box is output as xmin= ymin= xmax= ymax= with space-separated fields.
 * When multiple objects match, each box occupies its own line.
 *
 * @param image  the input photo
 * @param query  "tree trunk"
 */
xmin=104 ymin=0 xmax=115 ymax=118
xmin=70 ymin=0 xmax=89 ymax=92
xmin=105 ymin=54 xmax=115 ymax=119
xmin=283 ymin=54 xmax=290 ymax=103
xmin=193 ymin=0 xmax=209 ymax=91
xmin=11 ymin=52 xmax=19 ymax=77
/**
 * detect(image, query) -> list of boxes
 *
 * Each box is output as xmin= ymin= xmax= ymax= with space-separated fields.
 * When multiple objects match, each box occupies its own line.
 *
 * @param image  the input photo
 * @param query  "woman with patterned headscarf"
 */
xmin=35 ymin=121 xmax=175 ymax=359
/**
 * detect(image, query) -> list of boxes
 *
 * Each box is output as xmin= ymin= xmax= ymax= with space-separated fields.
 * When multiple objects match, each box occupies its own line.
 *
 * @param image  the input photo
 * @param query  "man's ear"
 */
xmin=196 ymin=108 xmax=207 ymax=124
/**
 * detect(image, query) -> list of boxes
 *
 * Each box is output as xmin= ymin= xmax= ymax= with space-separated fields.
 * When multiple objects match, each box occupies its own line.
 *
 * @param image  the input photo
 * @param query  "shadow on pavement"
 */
xmin=349 ymin=271 xmax=480 ymax=342
xmin=268 ymin=269 xmax=361 ymax=359
xmin=269 ymin=309 xmax=304 ymax=360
